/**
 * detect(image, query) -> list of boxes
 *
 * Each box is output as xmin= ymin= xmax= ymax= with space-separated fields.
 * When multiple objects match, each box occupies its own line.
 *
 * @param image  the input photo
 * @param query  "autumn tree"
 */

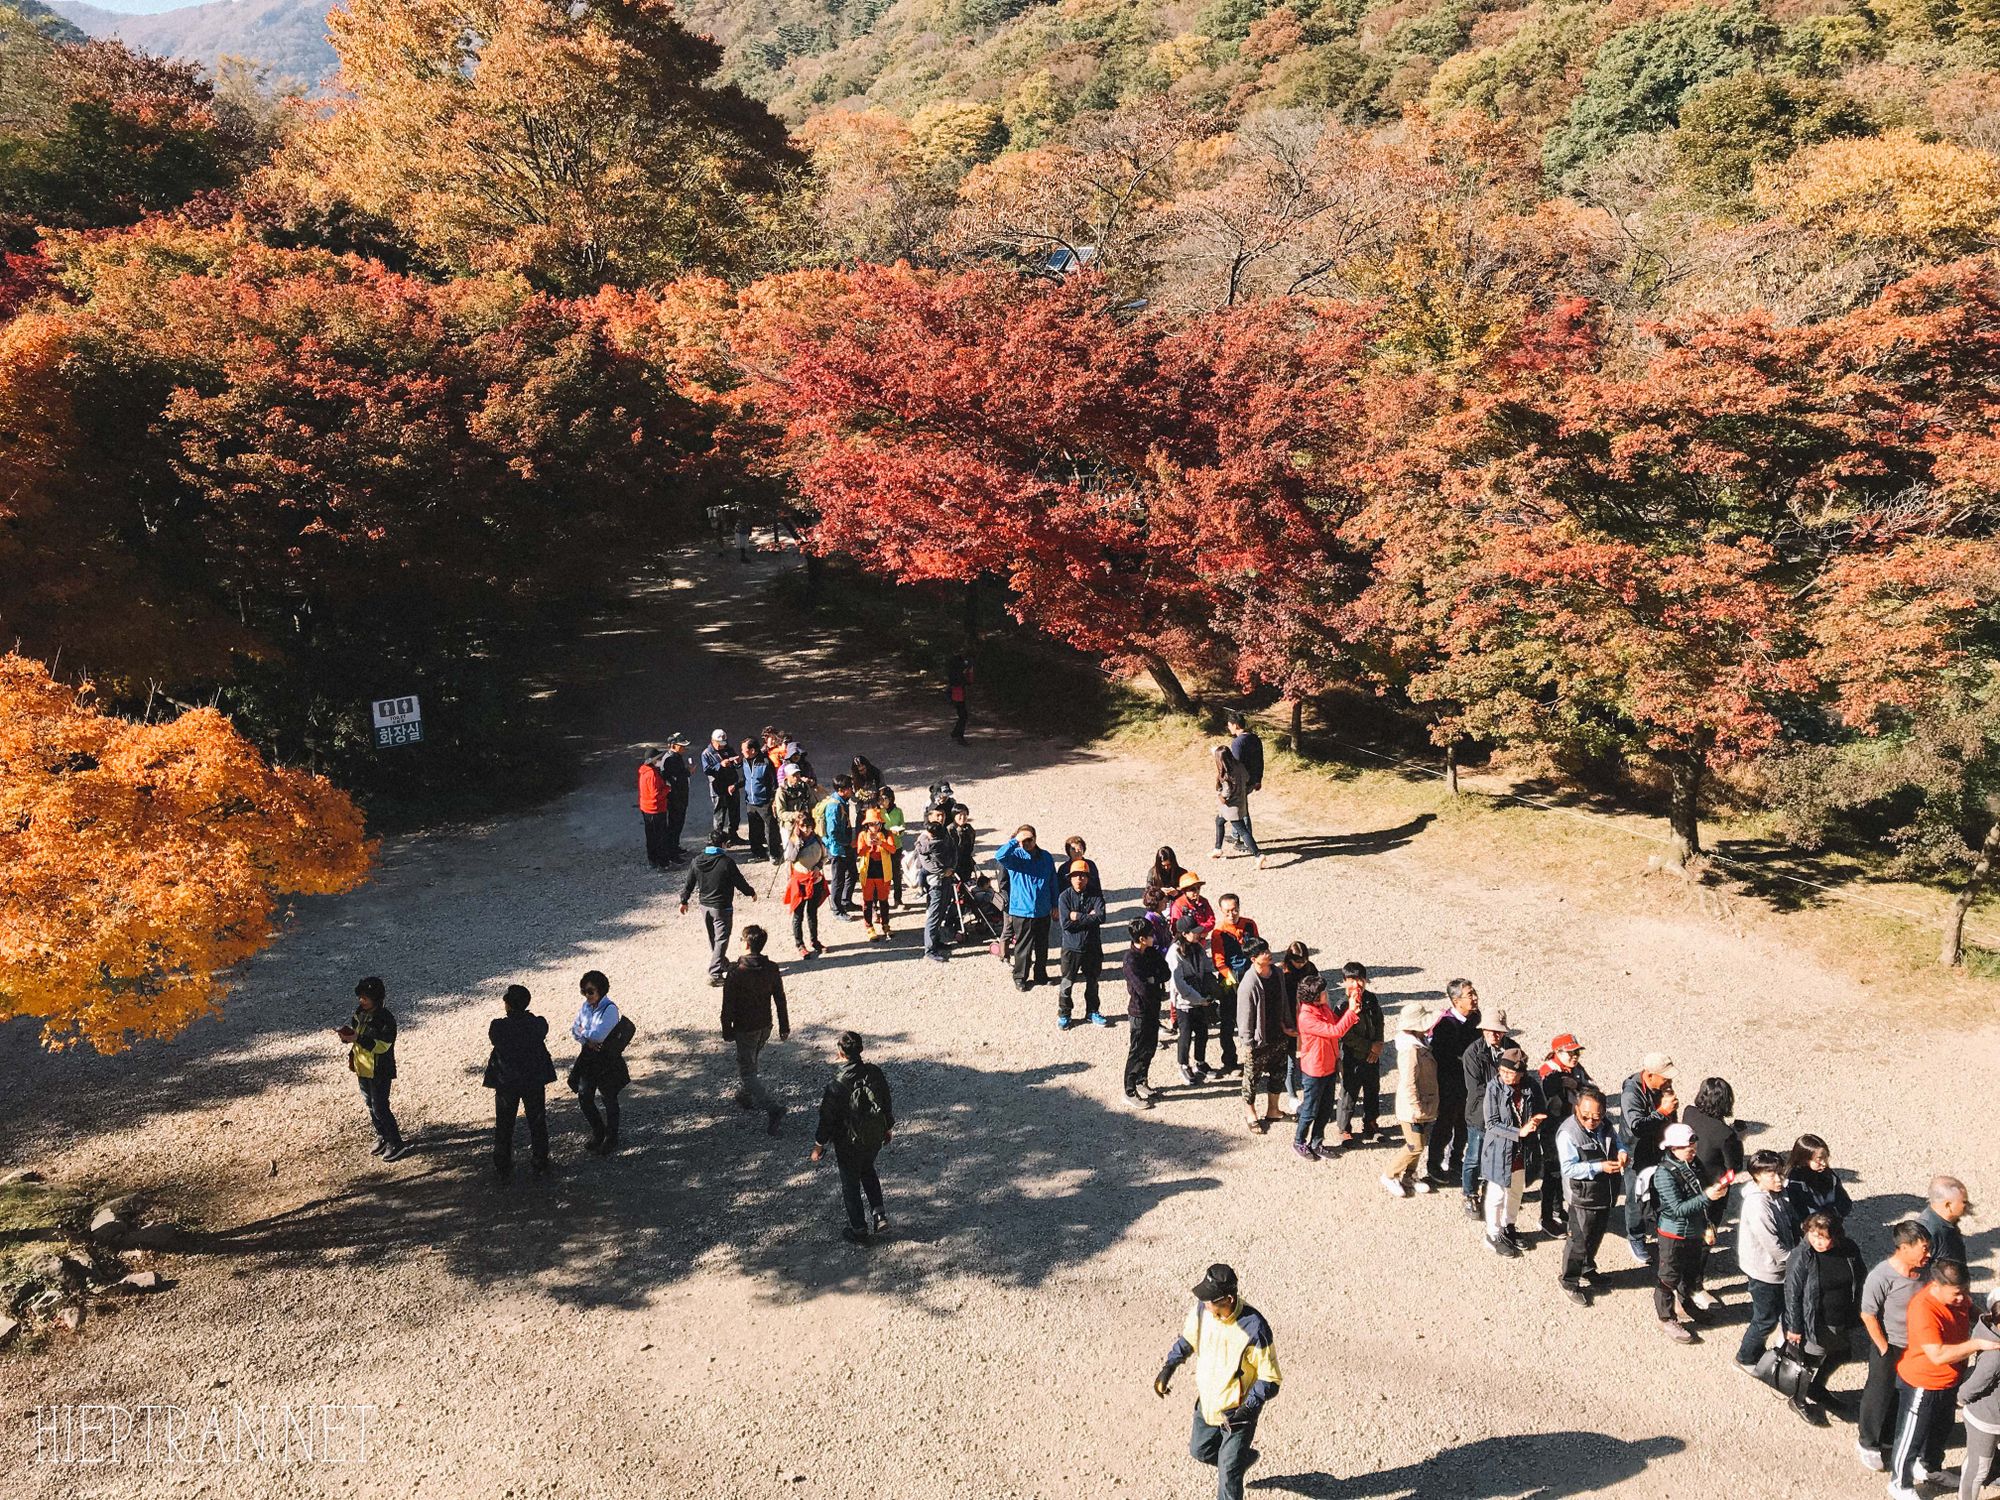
xmin=0 ymin=653 xmax=373 ymax=1052
xmin=278 ymin=0 xmax=803 ymax=292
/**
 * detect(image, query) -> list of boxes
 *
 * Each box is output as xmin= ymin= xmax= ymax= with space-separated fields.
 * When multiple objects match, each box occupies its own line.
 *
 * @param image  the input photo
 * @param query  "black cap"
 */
xmin=1176 ymin=914 xmax=1204 ymax=938
xmin=1191 ymin=1263 xmax=1238 ymax=1301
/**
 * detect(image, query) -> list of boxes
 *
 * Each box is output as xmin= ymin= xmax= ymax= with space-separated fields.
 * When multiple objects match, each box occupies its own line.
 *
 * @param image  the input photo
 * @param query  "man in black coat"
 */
xmin=1425 ymin=978 xmax=1480 ymax=1186
xmin=681 ymin=840 xmax=759 ymax=986
xmin=812 ymin=1031 xmax=895 ymax=1245
xmin=486 ymin=984 xmax=557 ymax=1177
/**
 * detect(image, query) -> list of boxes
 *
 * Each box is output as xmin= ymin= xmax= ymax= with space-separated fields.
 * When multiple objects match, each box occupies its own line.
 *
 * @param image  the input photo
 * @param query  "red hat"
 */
xmin=1550 ymin=1033 xmax=1583 ymax=1053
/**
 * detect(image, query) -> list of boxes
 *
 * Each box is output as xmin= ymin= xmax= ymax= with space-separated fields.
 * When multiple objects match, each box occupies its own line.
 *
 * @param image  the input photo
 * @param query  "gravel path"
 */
xmin=5 ymin=551 xmax=1998 ymax=1499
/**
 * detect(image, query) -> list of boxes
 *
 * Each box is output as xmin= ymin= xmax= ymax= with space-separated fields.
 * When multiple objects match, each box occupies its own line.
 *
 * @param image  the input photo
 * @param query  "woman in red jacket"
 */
xmin=638 ymin=752 xmax=671 ymax=869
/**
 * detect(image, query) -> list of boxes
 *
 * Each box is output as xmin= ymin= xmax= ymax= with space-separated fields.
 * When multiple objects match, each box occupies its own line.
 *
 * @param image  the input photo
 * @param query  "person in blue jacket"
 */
xmin=995 ymin=824 xmax=1058 ymax=992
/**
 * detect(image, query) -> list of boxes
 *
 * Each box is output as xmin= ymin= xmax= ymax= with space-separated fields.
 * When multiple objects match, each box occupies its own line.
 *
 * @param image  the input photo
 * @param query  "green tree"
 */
xmin=1671 ymin=70 xmax=1872 ymax=211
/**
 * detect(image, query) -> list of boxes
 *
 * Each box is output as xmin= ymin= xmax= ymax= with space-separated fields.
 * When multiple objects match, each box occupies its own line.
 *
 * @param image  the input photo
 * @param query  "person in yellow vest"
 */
xmin=336 ymin=976 xmax=410 ymax=1161
xmin=1154 ymin=1263 xmax=1281 ymax=1500
xmin=856 ymin=809 xmax=898 ymax=941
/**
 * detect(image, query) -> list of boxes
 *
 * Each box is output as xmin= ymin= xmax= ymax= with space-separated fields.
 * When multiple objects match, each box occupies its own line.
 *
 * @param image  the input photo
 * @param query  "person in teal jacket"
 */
xmin=996 ymin=825 xmax=1058 ymax=992
xmin=1653 ymin=1121 xmax=1727 ymax=1343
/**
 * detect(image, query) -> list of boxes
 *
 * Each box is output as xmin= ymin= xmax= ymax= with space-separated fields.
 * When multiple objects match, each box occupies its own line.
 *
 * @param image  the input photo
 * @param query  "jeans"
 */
xmin=744 ymin=803 xmax=781 ymax=863
xmin=1214 ymin=812 xmax=1260 ymax=857
xmin=790 ymin=897 xmax=822 ymax=953
xmin=1295 ymin=1071 xmax=1335 ymax=1146
xmin=830 ymin=851 xmax=857 ymax=914
xmin=835 ymin=1145 xmax=884 ymax=1233
xmin=1858 ymin=1340 xmax=1905 ymax=1461
xmin=642 ymin=812 xmax=671 ymax=868
xmin=493 ymin=1085 xmax=548 ymax=1171
xmin=1335 ymin=1054 xmax=1380 ymax=1138
xmin=734 ymin=1028 xmax=773 ymax=1111
xmin=578 ymin=1078 xmax=621 ymax=1145
xmin=924 ymin=880 xmax=953 ymax=958
xmin=1189 ymin=1402 xmax=1259 ymax=1500
xmin=1178 ymin=1008 xmax=1212 ymax=1073
xmin=1653 ymin=1233 xmax=1702 ymax=1321
xmin=1737 ymin=1277 xmax=1785 ymax=1364
xmin=1058 ymin=948 xmax=1101 ymax=1017
xmin=1005 ymin=914 xmax=1050 ymax=987
xmin=1387 ymin=1122 xmax=1428 ymax=1184
xmin=1891 ymin=1380 xmax=1953 ymax=1486
xmin=1124 ymin=999 xmax=1160 ymax=1094
xmin=710 ymin=786 xmax=739 ymax=840
xmin=1562 ymin=1201 xmax=1611 ymax=1284
xmin=702 ymin=904 xmax=734 ymax=980
xmin=1461 ymin=1124 xmax=1485 ymax=1200
xmin=358 ymin=1075 xmax=402 ymax=1149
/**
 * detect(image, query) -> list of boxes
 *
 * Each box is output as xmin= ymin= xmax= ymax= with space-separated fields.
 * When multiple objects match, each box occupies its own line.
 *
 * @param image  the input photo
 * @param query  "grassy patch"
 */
xmin=0 ymin=1180 xmax=83 ymax=1315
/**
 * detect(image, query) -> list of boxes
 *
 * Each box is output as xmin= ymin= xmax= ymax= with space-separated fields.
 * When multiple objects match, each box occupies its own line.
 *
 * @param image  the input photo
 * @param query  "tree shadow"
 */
xmin=1256 ymin=816 xmax=1435 ymax=868
xmin=1252 ymin=1431 xmax=1687 ymax=1498
xmin=168 ymin=1027 xmax=1224 ymax=1310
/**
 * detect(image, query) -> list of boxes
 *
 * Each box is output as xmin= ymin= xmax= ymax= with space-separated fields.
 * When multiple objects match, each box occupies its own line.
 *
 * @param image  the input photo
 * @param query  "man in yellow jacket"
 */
xmin=1154 ymin=1263 xmax=1281 ymax=1500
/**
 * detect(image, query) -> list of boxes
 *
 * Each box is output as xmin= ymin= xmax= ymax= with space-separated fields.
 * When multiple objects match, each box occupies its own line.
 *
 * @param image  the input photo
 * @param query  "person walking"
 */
xmin=782 ymin=815 xmax=829 ymax=961
xmin=1782 ymin=1210 xmax=1868 ymax=1423
xmin=740 ymin=736 xmax=781 ymax=865
xmin=811 ymin=1031 xmax=894 ymax=1245
xmin=1460 ymin=1009 xmax=1520 ymax=1220
xmin=638 ymin=750 xmax=672 ymax=869
xmin=1332 ymin=962 xmax=1385 ymax=1145
xmin=1290 ymin=974 xmax=1360 ymax=1161
xmin=818 ymin=776 xmax=859 ymax=920
xmin=568 ymin=970 xmax=632 ymax=1156
xmin=1236 ymin=942 xmax=1288 ymax=1135
xmin=338 ymin=977 xmax=410 ymax=1161
xmin=1169 ymin=915 xmax=1219 ymax=1084
xmin=1920 ymin=1176 xmax=1973 ymax=1270
xmin=947 ymin=649 xmax=973 ymax=742
xmin=1225 ymin=710 xmax=1264 ymax=846
xmin=996 ymin=825 xmax=1058 ymax=992
xmin=1736 ymin=1149 xmax=1799 ymax=1373
xmin=659 ymin=734 xmax=692 ymax=863
xmin=1123 ymin=918 xmax=1171 ymax=1109
xmin=1055 ymin=861 xmax=1108 ymax=1028
xmin=1211 ymin=744 xmax=1267 ymax=868
xmin=1536 ymin=1034 xmax=1593 ymax=1238
xmin=1890 ymin=1260 xmax=1997 ymax=1499
xmin=1857 ymin=1220 xmax=1936 ymax=1470
xmin=701 ymin=729 xmax=742 ymax=844
xmin=680 ymin=838 xmax=759 ymax=986
xmin=1425 ymin=978 xmax=1481 ymax=1187
xmin=1153 ymin=1263 xmax=1282 ymax=1500
xmin=1555 ymin=1084 xmax=1625 ymax=1303
xmin=1956 ymin=1292 xmax=2000 ymax=1500
xmin=1480 ymin=1046 xmax=1544 ymax=1257
xmin=1620 ymin=1052 xmax=1680 ymax=1265
xmin=914 ymin=803 xmax=960 ymax=963
xmin=1381 ymin=1004 xmax=1439 ymax=1198
xmin=484 ymin=983 xmax=555 ymax=1178
xmin=1653 ymin=1121 xmax=1727 ymax=1343
xmin=856 ymin=809 xmax=897 ymax=941
xmin=720 ymin=925 xmax=790 ymax=1135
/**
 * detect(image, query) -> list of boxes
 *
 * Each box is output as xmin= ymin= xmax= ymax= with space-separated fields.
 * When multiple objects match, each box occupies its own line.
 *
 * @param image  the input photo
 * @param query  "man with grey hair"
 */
xmin=1921 ymin=1176 xmax=1972 ymax=1271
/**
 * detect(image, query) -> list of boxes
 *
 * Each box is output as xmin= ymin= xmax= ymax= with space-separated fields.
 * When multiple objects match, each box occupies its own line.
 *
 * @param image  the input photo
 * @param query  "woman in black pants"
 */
xmin=485 ymin=984 xmax=557 ymax=1177
xmin=1782 ymin=1211 xmax=1868 ymax=1424
xmin=1683 ymin=1076 xmax=1744 ymax=1308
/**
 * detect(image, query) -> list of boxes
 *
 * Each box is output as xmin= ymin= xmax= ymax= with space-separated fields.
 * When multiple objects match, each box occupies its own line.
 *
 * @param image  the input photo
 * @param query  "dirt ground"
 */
xmin=5 ymin=550 xmax=1998 ymax=1500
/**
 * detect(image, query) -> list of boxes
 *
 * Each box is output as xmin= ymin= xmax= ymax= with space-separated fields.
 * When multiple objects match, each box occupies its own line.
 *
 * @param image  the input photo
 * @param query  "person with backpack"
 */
xmin=484 ymin=983 xmax=556 ymax=1178
xmin=1956 ymin=1291 xmax=2000 ymax=1500
xmin=1055 ymin=861 xmax=1108 ymax=1028
xmin=914 ymin=803 xmax=960 ymax=964
xmin=1211 ymin=744 xmax=1267 ymax=868
xmin=1153 ymin=1262 xmax=1282 ymax=1500
xmin=740 ymin=736 xmax=781 ymax=865
xmin=680 ymin=837 xmax=759 ymax=986
xmin=338 ymin=976 xmax=410 ymax=1161
xmin=1620 ymin=1053 xmax=1680 ymax=1265
xmin=817 ymin=776 xmax=859 ymax=920
xmin=638 ymin=750 xmax=672 ymax=869
xmin=1536 ymin=1034 xmax=1593 ymax=1237
xmin=1460 ymin=1009 xmax=1521 ymax=1220
xmin=1122 ymin=919 xmax=1171 ymax=1108
xmin=876 ymin=787 xmax=908 ymax=906
xmin=812 ymin=1031 xmax=894 ymax=1245
xmin=995 ymin=825 xmax=1058 ymax=992
xmin=720 ymin=925 xmax=789 ymax=1136
xmin=1226 ymin=709 xmax=1264 ymax=841
xmin=1480 ymin=1046 xmax=1545 ymax=1258
xmin=569 ymin=970 xmax=633 ymax=1156
xmin=1425 ymin=979 xmax=1481 ymax=1187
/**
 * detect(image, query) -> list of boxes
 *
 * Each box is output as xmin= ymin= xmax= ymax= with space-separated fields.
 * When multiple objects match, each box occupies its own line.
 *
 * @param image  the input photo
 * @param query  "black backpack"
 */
xmin=843 ymin=1066 xmax=890 ymax=1153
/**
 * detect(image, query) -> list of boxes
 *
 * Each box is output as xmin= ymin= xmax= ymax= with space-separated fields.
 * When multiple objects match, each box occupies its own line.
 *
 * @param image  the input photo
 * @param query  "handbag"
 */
xmin=481 ymin=1051 xmax=499 ymax=1089
xmin=1754 ymin=1342 xmax=1815 ymax=1401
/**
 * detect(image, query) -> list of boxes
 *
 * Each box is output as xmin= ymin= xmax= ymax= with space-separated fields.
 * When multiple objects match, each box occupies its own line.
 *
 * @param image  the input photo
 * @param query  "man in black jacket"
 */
xmin=1619 ymin=1053 xmax=1679 ymax=1264
xmin=1425 ymin=978 xmax=1480 ymax=1186
xmin=1123 ymin=920 xmax=1170 ymax=1109
xmin=1226 ymin=711 xmax=1264 ymax=848
xmin=1460 ymin=1008 xmax=1519 ymax=1217
xmin=338 ymin=976 xmax=410 ymax=1161
xmin=721 ymin=926 xmax=790 ymax=1135
xmin=812 ymin=1031 xmax=895 ymax=1245
xmin=487 ymin=984 xmax=556 ymax=1177
xmin=914 ymin=804 xmax=960 ymax=963
xmin=1055 ymin=862 xmax=1107 ymax=1027
xmin=659 ymin=734 xmax=692 ymax=863
xmin=681 ymin=840 xmax=758 ymax=986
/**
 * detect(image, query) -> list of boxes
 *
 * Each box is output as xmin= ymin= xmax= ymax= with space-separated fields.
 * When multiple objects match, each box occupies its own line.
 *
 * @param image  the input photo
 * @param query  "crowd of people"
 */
xmin=326 ymin=701 xmax=1993 ymax=1500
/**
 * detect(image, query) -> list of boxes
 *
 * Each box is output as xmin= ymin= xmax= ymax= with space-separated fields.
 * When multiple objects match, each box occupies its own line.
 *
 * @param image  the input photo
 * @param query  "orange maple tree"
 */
xmin=0 ymin=654 xmax=374 ymax=1052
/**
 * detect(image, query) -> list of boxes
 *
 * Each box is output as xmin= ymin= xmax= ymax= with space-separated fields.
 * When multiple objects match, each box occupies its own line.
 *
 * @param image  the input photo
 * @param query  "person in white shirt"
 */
xmin=570 ymin=970 xmax=627 ymax=1154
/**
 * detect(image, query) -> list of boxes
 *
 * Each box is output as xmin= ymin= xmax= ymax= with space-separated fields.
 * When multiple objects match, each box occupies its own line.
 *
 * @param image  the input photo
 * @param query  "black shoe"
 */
xmin=1789 ymin=1398 xmax=1829 ymax=1427
xmin=871 ymin=1211 xmax=888 ymax=1234
xmin=1462 ymin=1197 xmax=1483 ymax=1220
xmin=708 ymin=975 xmax=725 ymax=987
xmin=383 ymin=1142 xmax=414 ymax=1162
xmin=1561 ymin=1281 xmax=1589 ymax=1306
xmin=841 ymin=1226 xmax=872 ymax=1246
xmin=599 ymin=1135 xmax=619 ymax=1157
xmin=1488 ymin=1233 xmax=1521 ymax=1259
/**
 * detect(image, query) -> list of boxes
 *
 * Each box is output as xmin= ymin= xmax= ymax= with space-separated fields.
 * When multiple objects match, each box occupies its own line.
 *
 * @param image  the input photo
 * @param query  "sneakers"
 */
xmin=1560 ymin=1281 xmax=1589 ymax=1307
xmin=1088 ymin=1012 xmax=1111 ymax=1027
xmin=1887 ymin=1487 xmax=1923 ymax=1500
xmin=1628 ymin=1240 xmax=1651 ymax=1265
xmin=369 ymin=1139 xmax=389 ymax=1157
xmin=1488 ymin=1233 xmax=1521 ymax=1259
xmin=1689 ymin=1290 xmax=1718 ymax=1312
xmin=1379 ymin=1174 xmax=1410 ymax=1198
xmin=1124 ymin=1092 xmax=1155 ymax=1110
xmin=1790 ymin=1399 xmax=1829 ymax=1428
xmin=1293 ymin=1142 xmax=1320 ymax=1162
xmin=1056 ymin=1017 xmax=1073 ymax=1031
xmin=925 ymin=952 xmax=949 ymax=964
xmin=708 ymin=974 xmax=725 ymax=987
xmin=1256 ymin=855 xmax=1272 ymax=870
xmin=1855 ymin=1443 xmax=1886 ymax=1472
xmin=1462 ymin=1197 xmax=1483 ymax=1220
xmin=1659 ymin=1319 xmax=1695 ymax=1344
xmin=382 ymin=1142 xmax=414 ymax=1162
xmin=1209 ymin=848 xmax=1223 ymax=859
xmin=1411 ymin=1180 xmax=1435 ymax=1194
xmin=871 ymin=1211 xmax=888 ymax=1234
xmin=1178 ymin=1063 xmax=1200 ymax=1085
xmin=1736 ymin=1359 xmax=1764 ymax=1381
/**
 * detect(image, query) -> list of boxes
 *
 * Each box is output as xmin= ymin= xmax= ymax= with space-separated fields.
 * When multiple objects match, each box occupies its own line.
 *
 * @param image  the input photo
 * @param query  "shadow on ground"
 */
xmin=171 ymin=1025 xmax=1223 ymax=1311
xmin=1252 ymin=1431 xmax=1687 ymax=1498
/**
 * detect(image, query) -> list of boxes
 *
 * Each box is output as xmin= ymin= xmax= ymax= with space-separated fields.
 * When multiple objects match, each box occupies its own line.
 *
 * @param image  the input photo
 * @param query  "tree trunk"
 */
xmin=1665 ymin=753 xmax=1705 ymax=868
xmin=1138 ymin=650 xmax=1196 ymax=716
xmin=1444 ymin=741 xmax=1459 ymax=797
xmin=1289 ymin=697 xmax=1303 ymax=752
xmin=1941 ymin=818 xmax=2000 ymax=967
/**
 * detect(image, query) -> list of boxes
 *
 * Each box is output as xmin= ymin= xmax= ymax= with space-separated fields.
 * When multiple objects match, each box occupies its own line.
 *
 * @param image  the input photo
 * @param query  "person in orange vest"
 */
xmin=856 ymin=810 xmax=898 ymax=941
xmin=638 ymin=749 xmax=672 ymax=869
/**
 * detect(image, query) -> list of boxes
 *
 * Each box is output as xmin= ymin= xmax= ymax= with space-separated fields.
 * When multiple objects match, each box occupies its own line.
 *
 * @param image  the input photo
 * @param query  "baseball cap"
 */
xmin=1663 ymin=1123 xmax=1695 ymax=1149
xmin=1175 ymin=913 xmax=1204 ymax=937
xmin=710 ymin=729 xmax=728 ymax=743
xmin=1641 ymin=1052 xmax=1675 ymax=1076
xmin=666 ymin=731 xmax=688 ymax=745
xmin=1550 ymin=1033 xmax=1583 ymax=1053
xmin=1191 ymin=1263 xmax=1238 ymax=1301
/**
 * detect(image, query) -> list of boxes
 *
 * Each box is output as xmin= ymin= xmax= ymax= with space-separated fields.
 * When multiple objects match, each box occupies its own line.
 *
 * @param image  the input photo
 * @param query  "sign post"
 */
xmin=371 ymin=695 xmax=423 ymax=749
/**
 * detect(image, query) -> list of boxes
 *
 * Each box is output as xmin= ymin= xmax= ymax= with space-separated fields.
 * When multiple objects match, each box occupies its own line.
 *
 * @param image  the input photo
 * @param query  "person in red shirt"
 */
xmin=1168 ymin=872 xmax=1214 ymax=936
xmin=1890 ymin=1261 xmax=2000 ymax=1497
xmin=1290 ymin=976 xmax=1361 ymax=1161
xmin=637 ymin=750 xmax=671 ymax=869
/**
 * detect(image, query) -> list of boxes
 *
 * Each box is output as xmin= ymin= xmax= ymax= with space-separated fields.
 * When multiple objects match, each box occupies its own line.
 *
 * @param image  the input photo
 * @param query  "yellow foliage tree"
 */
xmin=1757 ymin=131 xmax=2000 ymax=258
xmin=0 ymin=655 xmax=374 ymax=1052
